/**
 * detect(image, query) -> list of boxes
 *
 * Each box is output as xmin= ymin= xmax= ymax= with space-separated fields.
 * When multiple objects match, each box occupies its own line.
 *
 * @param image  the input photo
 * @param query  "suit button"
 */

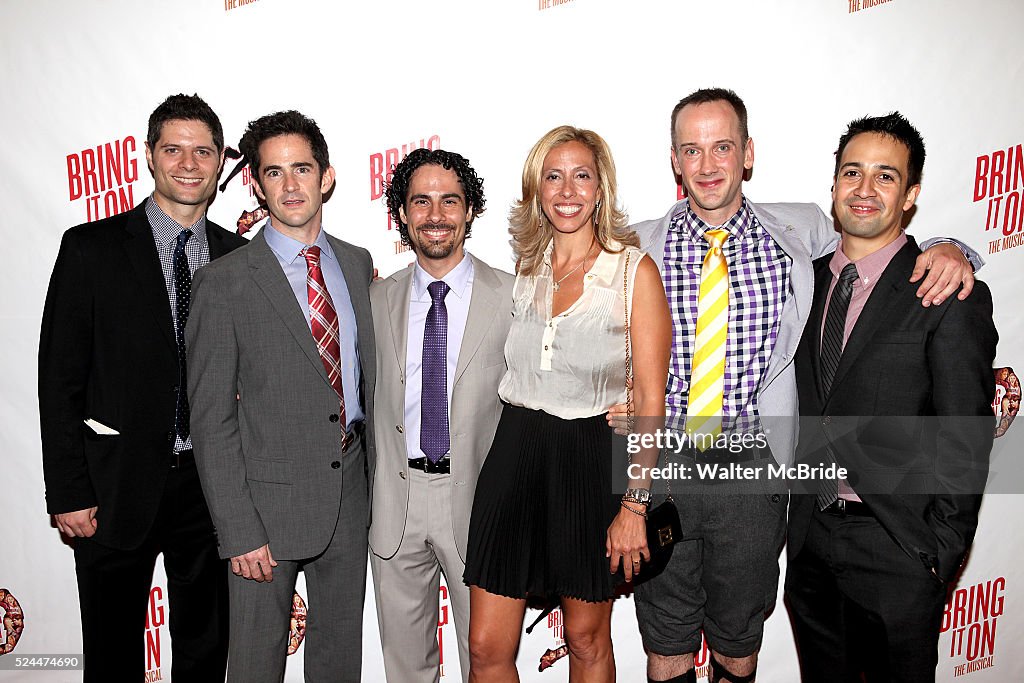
xmin=331 ymin=461 xmax=341 ymax=469
xmin=399 ymin=471 xmax=406 ymax=479
xmin=396 ymin=425 xmax=404 ymax=433
xmin=329 ymin=414 xmax=339 ymax=423
xmin=771 ymin=494 xmax=781 ymax=503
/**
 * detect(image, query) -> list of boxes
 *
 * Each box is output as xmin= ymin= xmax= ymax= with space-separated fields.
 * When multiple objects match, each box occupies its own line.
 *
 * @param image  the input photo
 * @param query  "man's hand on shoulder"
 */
xmin=231 ymin=544 xmax=278 ymax=582
xmin=911 ymin=242 xmax=975 ymax=306
xmin=55 ymin=507 xmax=98 ymax=538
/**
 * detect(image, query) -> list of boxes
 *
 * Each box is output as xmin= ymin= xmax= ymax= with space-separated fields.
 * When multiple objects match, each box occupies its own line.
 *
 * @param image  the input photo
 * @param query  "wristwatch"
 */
xmin=623 ymin=487 xmax=652 ymax=505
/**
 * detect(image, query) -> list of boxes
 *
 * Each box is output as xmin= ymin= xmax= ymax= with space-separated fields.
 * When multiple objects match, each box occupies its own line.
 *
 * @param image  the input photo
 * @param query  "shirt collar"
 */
xmin=146 ymin=195 xmax=208 ymax=246
xmin=830 ymin=230 xmax=908 ymax=287
xmin=670 ymin=196 xmax=753 ymax=244
xmin=412 ymin=251 xmax=474 ymax=300
xmin=263 ymin=219 xmax=336 ymax=265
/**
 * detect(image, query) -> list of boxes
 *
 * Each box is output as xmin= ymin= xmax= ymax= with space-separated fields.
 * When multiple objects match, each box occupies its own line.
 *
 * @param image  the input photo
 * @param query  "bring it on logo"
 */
xmin=66 ymin=136 xmax=139 ymax=222
xmin=0 ymin=588 xmax=25 ymax=655
xmin=941 ymin=577 xmax=1004 ymax=677
xmin=975 ymin=143 xmax=1024 ymax=254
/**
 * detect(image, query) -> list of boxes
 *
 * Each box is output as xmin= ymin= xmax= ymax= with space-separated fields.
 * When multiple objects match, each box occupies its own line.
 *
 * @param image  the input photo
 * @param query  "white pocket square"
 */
xmin=84 ymin=418 xmax=119 ymax=435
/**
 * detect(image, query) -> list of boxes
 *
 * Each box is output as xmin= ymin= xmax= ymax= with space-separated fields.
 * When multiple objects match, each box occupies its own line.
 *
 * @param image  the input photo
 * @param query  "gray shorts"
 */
xmin=634 ymin=471 xmax=788 ymax=658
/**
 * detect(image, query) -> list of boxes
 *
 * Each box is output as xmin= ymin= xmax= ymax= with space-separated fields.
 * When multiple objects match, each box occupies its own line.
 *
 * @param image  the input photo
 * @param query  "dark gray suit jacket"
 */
xmin=186 ymin=227 xmax=376 ymax=560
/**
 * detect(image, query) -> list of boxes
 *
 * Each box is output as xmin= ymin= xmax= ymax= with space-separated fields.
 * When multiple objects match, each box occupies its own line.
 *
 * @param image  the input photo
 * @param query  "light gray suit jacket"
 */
xmin=187 ymin=227 xmax=376 ymax=560
xmin=368 ymin=254 xmax=513 ymax=561
xmin=631 ymin=199 xmax=836 ymax=466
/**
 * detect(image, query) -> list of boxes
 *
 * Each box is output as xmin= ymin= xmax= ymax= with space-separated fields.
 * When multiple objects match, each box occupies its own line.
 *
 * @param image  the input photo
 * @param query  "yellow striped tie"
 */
xmin=686 ymin=229 xmax=729 ymax=449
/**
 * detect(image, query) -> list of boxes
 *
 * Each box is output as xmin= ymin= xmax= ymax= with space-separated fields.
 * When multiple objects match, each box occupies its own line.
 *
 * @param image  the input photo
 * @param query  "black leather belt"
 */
xmin=820 ymin=498 xmax=875 ymax=518
xmin=407 ymin=457 xmax=450 ymax=474
xmin=170 ymin=448 xmax=194 ymax=470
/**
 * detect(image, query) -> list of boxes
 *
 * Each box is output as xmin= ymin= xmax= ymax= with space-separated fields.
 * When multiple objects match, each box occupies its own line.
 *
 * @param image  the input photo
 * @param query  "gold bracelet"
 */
xmin=620 ymin=500 xmax=648 ymax=518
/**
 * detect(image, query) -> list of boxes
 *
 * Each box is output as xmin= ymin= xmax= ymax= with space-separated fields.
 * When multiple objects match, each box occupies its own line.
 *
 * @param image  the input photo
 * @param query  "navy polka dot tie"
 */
xmin=173 ymin=229 xmax=193 ymax=443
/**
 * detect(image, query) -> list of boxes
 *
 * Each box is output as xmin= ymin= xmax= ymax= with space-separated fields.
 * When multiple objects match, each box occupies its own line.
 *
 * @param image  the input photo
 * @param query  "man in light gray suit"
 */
xmin=187 ymin=110 xmax=375 ymax=682
xmin=369 ymin=148 xmax=513 ymax=682
xmin=614 ymin=89 xmax=979 ymax=683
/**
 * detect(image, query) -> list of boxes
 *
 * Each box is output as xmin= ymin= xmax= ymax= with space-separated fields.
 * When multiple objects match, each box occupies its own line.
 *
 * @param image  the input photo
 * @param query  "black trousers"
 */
xmin=785 ymin=507 xmax=947 ymax=683
xmin=74 ymin=458 xmax=228 ymax=683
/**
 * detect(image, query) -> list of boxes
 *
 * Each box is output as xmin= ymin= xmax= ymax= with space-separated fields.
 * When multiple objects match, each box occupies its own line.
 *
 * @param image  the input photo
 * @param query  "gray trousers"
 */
xmin=370 ymin=468 xmax=471 ymax=683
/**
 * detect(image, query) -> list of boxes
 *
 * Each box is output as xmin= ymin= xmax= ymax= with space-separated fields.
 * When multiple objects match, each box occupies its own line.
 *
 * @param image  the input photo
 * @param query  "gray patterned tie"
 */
xmin=817 ymin=263 xmax=858 ymax=510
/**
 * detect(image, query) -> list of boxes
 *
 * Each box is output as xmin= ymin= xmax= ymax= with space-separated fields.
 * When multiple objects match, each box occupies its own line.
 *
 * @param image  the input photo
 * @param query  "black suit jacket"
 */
xmin=39 ymin=201 xmax=248 ymax=550
xmin=788 ymin=237 xmax=997 ymax=582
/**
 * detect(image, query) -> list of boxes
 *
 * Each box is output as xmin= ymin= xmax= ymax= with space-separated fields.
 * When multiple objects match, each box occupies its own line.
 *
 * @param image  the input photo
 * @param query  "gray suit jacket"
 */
xmin=186 ymin=227 xmax=376 ymax=560
xmin=368 ymin=254 xmax=513 ymax=560
xmin=631 ymin=199 xmax=836 ymax=466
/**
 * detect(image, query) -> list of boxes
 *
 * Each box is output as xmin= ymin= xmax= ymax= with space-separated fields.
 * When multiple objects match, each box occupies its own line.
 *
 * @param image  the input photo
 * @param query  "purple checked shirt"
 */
xmin=662 ymin=198 xmax=792 ymax=433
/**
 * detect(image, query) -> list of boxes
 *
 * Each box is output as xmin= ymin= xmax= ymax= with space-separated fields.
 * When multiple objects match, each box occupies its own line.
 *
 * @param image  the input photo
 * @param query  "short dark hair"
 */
xmin=147 ymin=93 xmax=224 ymax=152
xmin=384 ymin=148 xmax=486 ymax=246
xmin=239 ymin=110 xmax=330 ymax=186
xmin=834 ymin=112 xmax=926 ymax=188
xmin=670 ymin=87 xmax=749 ymax=147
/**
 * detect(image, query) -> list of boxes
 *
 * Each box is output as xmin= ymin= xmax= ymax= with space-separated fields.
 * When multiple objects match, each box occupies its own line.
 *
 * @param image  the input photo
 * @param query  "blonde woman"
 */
xmin=464 ymin=126 xmax=671 ymax=681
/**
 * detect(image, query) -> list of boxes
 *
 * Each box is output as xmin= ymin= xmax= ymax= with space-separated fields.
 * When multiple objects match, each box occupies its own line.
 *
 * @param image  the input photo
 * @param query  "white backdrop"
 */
xmin=2 ymin=0 xmax=1022 ymax=680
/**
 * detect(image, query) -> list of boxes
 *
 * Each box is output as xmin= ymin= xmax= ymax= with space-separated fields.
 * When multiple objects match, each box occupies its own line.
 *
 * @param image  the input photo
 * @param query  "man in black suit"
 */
xmin=785 ymin=112 xmax=998 ymax=682
xmin=39 ymin=94 xmax=246 ymax=682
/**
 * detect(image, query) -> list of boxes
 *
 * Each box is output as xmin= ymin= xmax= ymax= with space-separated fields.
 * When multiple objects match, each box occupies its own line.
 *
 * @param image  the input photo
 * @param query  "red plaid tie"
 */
xmin=302 ymin=247 xmax=346 ymax=428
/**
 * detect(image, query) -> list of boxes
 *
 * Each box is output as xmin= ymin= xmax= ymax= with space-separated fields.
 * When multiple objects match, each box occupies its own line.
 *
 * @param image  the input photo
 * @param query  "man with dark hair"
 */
xmin=188 ymin=110 xmax=375 ymax=682
xmin=39 ymin=93 xmax=242 ymax=681
xmin=617 ymin=89 xmax=982 ymax=683
xmin=785 ymin=112 xmax=996 ymax=682
xmin=369 ymin=148 xmax=512 ymax=682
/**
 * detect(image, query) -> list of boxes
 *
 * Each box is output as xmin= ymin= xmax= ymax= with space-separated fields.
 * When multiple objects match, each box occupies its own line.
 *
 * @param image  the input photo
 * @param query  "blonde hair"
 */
xmin=509 ymin=125 xmax=638 ymax=276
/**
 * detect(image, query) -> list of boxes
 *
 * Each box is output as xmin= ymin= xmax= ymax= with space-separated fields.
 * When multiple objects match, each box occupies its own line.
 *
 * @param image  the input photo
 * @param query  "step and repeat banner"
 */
xmin=2 ymin=0 xmax=1022 ymax=680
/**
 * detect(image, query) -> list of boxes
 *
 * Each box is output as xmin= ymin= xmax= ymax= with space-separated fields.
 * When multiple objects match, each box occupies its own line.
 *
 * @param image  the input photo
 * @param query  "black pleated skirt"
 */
xmin=464 ymin=403 xmax=620 ymax=603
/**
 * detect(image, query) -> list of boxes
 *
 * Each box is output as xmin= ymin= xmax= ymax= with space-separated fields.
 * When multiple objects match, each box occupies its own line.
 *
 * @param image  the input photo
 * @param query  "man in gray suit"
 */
xmin=369 ymin=148 xmax=513 ymax=682
xmin=187 ymin=110 xmax=375 ymax=682
xmin=618 ymin=89 xmax=979 ymax=683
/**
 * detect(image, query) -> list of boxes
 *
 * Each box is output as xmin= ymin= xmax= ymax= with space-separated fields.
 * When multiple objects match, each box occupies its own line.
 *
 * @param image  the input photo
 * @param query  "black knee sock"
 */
xmin=648 ymin=670 xmax=697 ymax=683
xmin=709 ymin=653 xmax=757 ymax=683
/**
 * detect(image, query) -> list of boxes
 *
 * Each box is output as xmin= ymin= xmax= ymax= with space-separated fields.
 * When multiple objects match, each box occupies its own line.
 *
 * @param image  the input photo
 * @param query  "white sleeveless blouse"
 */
xmin=499 ymin=242 xmax=645 ymax=420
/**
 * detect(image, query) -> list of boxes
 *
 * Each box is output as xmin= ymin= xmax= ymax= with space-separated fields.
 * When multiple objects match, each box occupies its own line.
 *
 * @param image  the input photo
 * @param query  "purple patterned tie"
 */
xmin=421 ymin=280 xmax=450 ymax=463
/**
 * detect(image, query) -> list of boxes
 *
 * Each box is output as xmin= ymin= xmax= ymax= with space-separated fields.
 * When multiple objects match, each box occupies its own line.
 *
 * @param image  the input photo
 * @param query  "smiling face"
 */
xmin=832 ymin=132 xmax=920 ymax=257
xmin=671 ymin=100 xmax=753 ymax=226
xmin=145 ymin=118 xmax=223 ymax=224
xmin=252 ymin=133 xmax=335 ymax=242
xmin=398 ymin=164 xmax=472 ymax=277
xmin=539 ymin=141 xmax=602 ymax=236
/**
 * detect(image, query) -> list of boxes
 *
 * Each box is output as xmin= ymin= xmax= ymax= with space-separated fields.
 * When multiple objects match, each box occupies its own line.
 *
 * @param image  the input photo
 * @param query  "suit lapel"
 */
xmin=825 ymin=241 xmax=919 ymax=400
xmin=247 ymin=229 xmax=332 ymax=386
xmin=121 ymin=203 xmax=175 ymax=351
xmin=206 ymin=221 xmax=234 ymax=259
xmin=385 ymin=267 xmax=413 ymax=376
xmin=751 ymin=203 xmax=814 ymax=390
xmin=454 ymin=256 xmax=503 ymax=386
